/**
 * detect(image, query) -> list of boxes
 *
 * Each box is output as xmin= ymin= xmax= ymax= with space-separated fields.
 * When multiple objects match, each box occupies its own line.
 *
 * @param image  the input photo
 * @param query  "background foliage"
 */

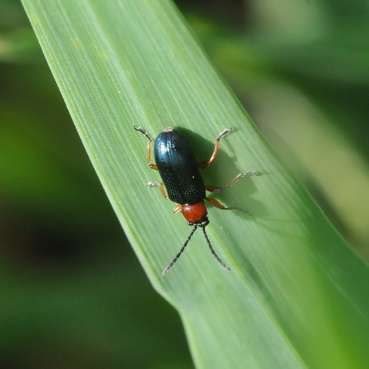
xmin=1 ymin=0 xmax=368 ymax=368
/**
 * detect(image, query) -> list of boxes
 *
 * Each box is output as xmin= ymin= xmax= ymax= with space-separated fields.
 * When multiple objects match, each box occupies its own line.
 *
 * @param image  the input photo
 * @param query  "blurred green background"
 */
xmin=1 ymin=0 xmax=368 ymax=368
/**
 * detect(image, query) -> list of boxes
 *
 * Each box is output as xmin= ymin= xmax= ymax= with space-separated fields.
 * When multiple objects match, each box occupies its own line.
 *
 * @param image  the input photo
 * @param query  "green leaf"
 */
xmin=21 ymin=1 xmax=369 ymax=368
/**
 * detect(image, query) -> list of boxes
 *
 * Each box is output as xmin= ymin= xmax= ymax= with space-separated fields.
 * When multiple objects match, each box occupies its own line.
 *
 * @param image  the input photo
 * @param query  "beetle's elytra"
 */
xmin=134 ymin=126 xmax=262 ymax=274
xmin=154 ymin=128 xmax=206 ymax=206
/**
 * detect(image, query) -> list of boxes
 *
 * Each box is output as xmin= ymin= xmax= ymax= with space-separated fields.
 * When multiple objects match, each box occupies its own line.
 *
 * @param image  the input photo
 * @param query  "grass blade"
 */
xmin=21 ymin=1 xmax=369 ymax=368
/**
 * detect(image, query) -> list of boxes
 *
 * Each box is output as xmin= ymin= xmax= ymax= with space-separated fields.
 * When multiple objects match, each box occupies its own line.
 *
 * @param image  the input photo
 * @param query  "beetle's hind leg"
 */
xmin=134 ymin=126 xmax=158 ymax=170
xmin=147 ymin=181 xmax=168 ymax=198
xmin=206 ymin=170 xmax=263 ymax=193
xmin=199 ymin=128 xmax=233 ymax=169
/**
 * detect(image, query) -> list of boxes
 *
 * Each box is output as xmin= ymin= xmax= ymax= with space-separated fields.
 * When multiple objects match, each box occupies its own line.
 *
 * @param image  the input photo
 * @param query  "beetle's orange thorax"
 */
xmin=181 ymin=202 xmax=208 ymax=225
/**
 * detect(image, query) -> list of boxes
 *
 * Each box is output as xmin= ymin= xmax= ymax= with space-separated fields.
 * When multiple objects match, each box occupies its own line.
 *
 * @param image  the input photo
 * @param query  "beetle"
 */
xmin=134 ymin=126 xmax=261 ymax=274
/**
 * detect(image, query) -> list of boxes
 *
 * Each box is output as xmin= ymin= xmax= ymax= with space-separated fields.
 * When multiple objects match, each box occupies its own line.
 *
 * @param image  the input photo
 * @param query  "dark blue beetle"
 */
xmin=135 ymin=126 xmax=261 ymax=274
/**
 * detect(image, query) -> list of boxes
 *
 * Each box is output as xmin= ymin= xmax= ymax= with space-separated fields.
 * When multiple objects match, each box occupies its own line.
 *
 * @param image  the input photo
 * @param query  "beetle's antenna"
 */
xmin=162 ymin=226 xmax=198 ymax=275
xmin=201 ymin=226 xmax=231 ymax=271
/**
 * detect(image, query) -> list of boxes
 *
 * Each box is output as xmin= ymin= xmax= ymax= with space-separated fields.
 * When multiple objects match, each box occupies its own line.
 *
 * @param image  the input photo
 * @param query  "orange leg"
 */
xmin=206 ymin=197 xmax=232 ymax=210
xmin=172 ymin=204 xmax=182 ymax=214
xmin=134 ymin=126 xmax=158 ymax=170
xmin=206 ymin=196 xmax=251 ymax=215
xmin=199 ymin=128 xmax=232 ymax=169
xmin=147 ymin=140 xmax=158 ymax=170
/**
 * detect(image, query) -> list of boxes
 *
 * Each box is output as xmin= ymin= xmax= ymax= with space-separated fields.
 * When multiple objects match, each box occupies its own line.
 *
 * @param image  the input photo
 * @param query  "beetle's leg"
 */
xmin=206 ymin=171 xmax=263 ymax=192
xmin=173 ymin=204 xmax=182 ymax=214
xmin=160 ymin=183 xmax=168 ymax=198
xmin=199 ymin=128 xmax=233 ymax=169
xmin=147 ymin=141 xmax=158 ymax=170
xmin=147 ymin=181 xmax=168 ymax=198
xmin=206 ymin=196 xmax=251 ymax=215
xmin=205 ymin=186 xmax=222 ymax=193
xmin=134 ymin=126 xmax=158 ymax=170
xmin=205 ymin=197 xmax=232 ymax=210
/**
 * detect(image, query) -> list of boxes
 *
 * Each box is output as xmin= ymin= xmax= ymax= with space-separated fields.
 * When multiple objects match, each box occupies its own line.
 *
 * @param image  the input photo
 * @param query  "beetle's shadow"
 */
xmin=175 ymin=127 xmax=268 ymax=220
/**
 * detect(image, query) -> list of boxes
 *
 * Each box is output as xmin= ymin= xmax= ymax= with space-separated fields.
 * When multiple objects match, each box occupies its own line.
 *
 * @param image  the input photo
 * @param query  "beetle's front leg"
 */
xmin=134 ymin=126 xmax=158 ymax=170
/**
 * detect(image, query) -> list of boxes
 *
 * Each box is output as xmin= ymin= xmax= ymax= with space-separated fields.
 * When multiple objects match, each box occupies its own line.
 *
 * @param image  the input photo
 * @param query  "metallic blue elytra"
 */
xmin=154 ymin=128 xmax=205 ymax=205
xmin=134 ymin=125 xmax=242 ymax=274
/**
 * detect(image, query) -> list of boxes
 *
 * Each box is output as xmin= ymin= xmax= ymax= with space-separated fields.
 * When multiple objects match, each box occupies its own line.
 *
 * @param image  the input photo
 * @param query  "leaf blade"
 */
xmin=21 ymin=1 xmax=369 ymax=368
